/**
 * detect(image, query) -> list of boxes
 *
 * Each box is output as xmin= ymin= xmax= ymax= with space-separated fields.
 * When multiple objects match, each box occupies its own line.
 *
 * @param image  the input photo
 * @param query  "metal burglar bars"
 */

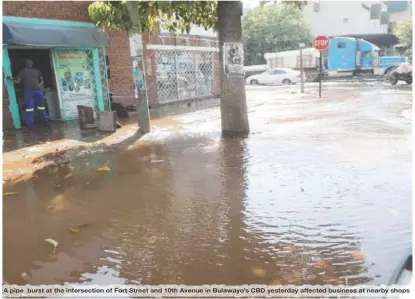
xmin=155 ymin=49 xmax=215 ymax=103
xmin=98 ymin=47 xmax=111 ymax=112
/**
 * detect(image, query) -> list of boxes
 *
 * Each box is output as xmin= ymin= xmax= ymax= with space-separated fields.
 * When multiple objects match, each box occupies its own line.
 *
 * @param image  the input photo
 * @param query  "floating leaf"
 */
xmin=44 ymin=238 xmax=58 ymax=253
xmin=3 ymin=192 xmax=17 ymax=196
xmin=97 ymin=166 xmax=111 ymax=172
xmin=68 ymin=225 xmax=79 ymax=234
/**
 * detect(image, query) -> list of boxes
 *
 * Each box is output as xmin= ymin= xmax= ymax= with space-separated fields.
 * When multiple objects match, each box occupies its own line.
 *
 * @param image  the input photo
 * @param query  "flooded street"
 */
xmin=3 ymin=82 xmax=412 ymax=286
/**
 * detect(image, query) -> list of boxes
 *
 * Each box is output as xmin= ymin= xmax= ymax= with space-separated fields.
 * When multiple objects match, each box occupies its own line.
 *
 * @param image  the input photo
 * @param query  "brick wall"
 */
xmin=3 ymin=1 xmax=134 ymax=128
xmin=105 ymin=30 xmax=134 ymax=106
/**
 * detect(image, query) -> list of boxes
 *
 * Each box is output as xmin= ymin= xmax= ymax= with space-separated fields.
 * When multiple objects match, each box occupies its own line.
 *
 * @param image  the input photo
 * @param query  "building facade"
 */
xmin=299 ymin=1 xmax=410 ymax=55
xmin=2 ymin=1 xmax=134 ymax=129
xmin=302 ymin=1 xmax=388 ymax=36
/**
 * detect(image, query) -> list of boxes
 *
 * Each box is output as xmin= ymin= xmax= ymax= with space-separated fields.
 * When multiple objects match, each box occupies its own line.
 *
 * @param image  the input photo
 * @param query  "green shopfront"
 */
xmin=3 ymin=16 xmax=111 ymax=129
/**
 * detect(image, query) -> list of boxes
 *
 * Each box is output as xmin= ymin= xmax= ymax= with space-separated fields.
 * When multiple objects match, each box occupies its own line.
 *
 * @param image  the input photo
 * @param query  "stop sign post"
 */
xmin=313 ymin=36 xmax=329 ymax=98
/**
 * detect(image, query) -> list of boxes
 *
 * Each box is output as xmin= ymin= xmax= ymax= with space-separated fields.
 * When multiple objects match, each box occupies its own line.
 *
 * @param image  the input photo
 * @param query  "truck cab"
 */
xmin=326 ymin=36 xmax=407 ymax=75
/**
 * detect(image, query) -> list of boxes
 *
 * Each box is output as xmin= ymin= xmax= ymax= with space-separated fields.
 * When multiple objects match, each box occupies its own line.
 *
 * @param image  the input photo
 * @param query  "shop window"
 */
xmin=337 ymin=42 xmax=346 ymax=49
xmin=370 ymin=3 xmax=381 ymax=19
xmin=381 ymin=12 xmax=389 ymax=25
xmin=361 ymin=51 xmax=372 ymax=58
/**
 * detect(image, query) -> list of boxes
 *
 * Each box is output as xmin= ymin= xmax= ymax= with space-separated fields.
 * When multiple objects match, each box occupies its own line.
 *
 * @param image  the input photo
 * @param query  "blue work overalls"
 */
xmin=24 ymin=88 xmax=48 ymax=128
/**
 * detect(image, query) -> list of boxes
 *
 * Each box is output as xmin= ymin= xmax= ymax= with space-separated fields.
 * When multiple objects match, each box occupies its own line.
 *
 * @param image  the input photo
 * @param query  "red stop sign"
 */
xmin=313 ymin=36 xmax=330 ymax=51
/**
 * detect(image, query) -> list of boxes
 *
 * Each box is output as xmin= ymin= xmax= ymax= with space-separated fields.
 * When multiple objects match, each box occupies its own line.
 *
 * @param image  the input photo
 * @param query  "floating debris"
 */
xmin=68 ymin=225 xmax=79 ymax=234
xmin=69 ymin=222 xmax=91 ymax=234
xmin=78 ymin=223 xmax=92 ymax=228
xmin=3 ymin=192 xmax=17 ymax=196
xmin=151 ymin=160 xmax=164 ymax=163
xmin=21 ymin=272 xmax=29 ymax=280
xmin=97 ymin=166 xmax=111 ymax=172
xmin=44 ymin=238 xmax=58 ymax=253
xmin=64 ymin=173 xmax=73 ymax=179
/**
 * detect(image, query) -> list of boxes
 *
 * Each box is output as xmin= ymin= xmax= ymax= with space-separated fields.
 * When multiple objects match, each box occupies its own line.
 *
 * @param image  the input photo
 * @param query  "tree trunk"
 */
xmin=218 ymin=1 xmax=250 ymax=137
xmin=127 ymin=1 xmax=151 ymax=134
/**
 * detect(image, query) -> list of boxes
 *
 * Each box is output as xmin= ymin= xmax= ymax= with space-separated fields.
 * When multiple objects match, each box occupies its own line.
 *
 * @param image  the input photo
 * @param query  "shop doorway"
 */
xmin=8 ymin=48 xmax=61 ymax=125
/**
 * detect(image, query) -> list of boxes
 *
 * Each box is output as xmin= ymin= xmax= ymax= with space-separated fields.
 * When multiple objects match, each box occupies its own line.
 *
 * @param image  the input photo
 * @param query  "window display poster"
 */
xmin=223 ymin=42 xmax=244 ymax=77
xmin=54 ymin=49 xmax=96 ymax=120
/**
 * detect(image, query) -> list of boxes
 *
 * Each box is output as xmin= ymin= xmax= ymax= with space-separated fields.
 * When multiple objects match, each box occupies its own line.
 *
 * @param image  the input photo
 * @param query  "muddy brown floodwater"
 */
xmin=3 ymin=82 xmax=412 ymax=286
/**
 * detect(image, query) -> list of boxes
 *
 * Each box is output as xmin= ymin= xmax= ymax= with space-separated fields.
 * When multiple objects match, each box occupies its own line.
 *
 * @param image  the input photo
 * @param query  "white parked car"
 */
xmin=246 ymin=68 xmax=300 ymax=85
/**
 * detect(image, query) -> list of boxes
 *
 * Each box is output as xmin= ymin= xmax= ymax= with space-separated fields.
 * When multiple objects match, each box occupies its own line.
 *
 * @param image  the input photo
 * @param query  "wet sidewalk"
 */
xmin=3 ymin=97 xmax=220 ymax=180
xmin=3 ymin=82 xmax=412 ymax=286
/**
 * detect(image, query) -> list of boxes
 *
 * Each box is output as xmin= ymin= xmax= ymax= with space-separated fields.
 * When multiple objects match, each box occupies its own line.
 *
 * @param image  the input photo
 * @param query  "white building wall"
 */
xmin=302 ymin=1 xmax=388 ymax=36
xmin=187 ymin=25 xmax=217 ymax=37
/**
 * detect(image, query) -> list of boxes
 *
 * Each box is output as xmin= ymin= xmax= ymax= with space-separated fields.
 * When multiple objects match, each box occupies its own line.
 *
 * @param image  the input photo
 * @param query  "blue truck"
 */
xmin=323 ymin=36 xmax=408 ymax=76
xmin=264 ymin=36 xmax=408 ymax=81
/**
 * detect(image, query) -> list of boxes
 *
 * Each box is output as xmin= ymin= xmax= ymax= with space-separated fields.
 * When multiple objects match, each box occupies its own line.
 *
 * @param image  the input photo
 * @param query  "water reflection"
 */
xmin=2 ymin=132 xmax=408 ymax=285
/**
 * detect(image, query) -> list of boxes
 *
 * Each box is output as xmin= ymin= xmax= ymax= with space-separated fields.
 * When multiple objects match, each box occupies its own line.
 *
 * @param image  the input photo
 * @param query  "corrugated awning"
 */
xmin=3 ymin=17 xmax=109 ymax=47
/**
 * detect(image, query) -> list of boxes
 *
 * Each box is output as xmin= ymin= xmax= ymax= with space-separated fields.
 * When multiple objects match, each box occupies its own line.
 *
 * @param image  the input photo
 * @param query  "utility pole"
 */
xmin=312 ymin=36 xmax=329 ymax=99
xmin=299 ymin=42 xmax=305 ymax=93
xmin=275 ymin=46 xmax=278 ymax=68
xmin=319 ymin=52 xmax=322 ymax=98
xmin=217 ymin=1 xmax=249 ymax=137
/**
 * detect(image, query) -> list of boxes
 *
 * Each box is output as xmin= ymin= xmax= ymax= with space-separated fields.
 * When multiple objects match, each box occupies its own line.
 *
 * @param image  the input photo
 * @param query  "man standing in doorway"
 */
xmin=8 ymin=59 xmax=48 ymax=128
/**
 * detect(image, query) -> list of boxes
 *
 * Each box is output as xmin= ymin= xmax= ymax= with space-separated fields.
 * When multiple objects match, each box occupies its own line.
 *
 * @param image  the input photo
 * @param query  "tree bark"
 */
xmin=218 ymin=1 xmax=250 ymax=137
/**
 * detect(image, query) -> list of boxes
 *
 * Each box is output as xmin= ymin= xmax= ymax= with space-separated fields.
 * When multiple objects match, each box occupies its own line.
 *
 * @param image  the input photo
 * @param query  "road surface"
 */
xmin=3 ymin=81 xmax=411 ymax=286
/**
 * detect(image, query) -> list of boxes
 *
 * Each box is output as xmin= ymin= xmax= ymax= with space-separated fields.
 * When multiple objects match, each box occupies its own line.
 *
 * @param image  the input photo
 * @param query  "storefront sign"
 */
xmin=223 ymin=42 xmax=244 ymax=77
xmin=54 ymin=49 xmax=96 ymax=120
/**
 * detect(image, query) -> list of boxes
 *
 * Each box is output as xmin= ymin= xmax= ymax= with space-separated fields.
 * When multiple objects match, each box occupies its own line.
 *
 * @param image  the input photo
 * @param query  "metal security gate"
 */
xmin=155 ymin=50 xmax=214 ymax=103
xmin=98 ymin=47 xmax=111 ymax=112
